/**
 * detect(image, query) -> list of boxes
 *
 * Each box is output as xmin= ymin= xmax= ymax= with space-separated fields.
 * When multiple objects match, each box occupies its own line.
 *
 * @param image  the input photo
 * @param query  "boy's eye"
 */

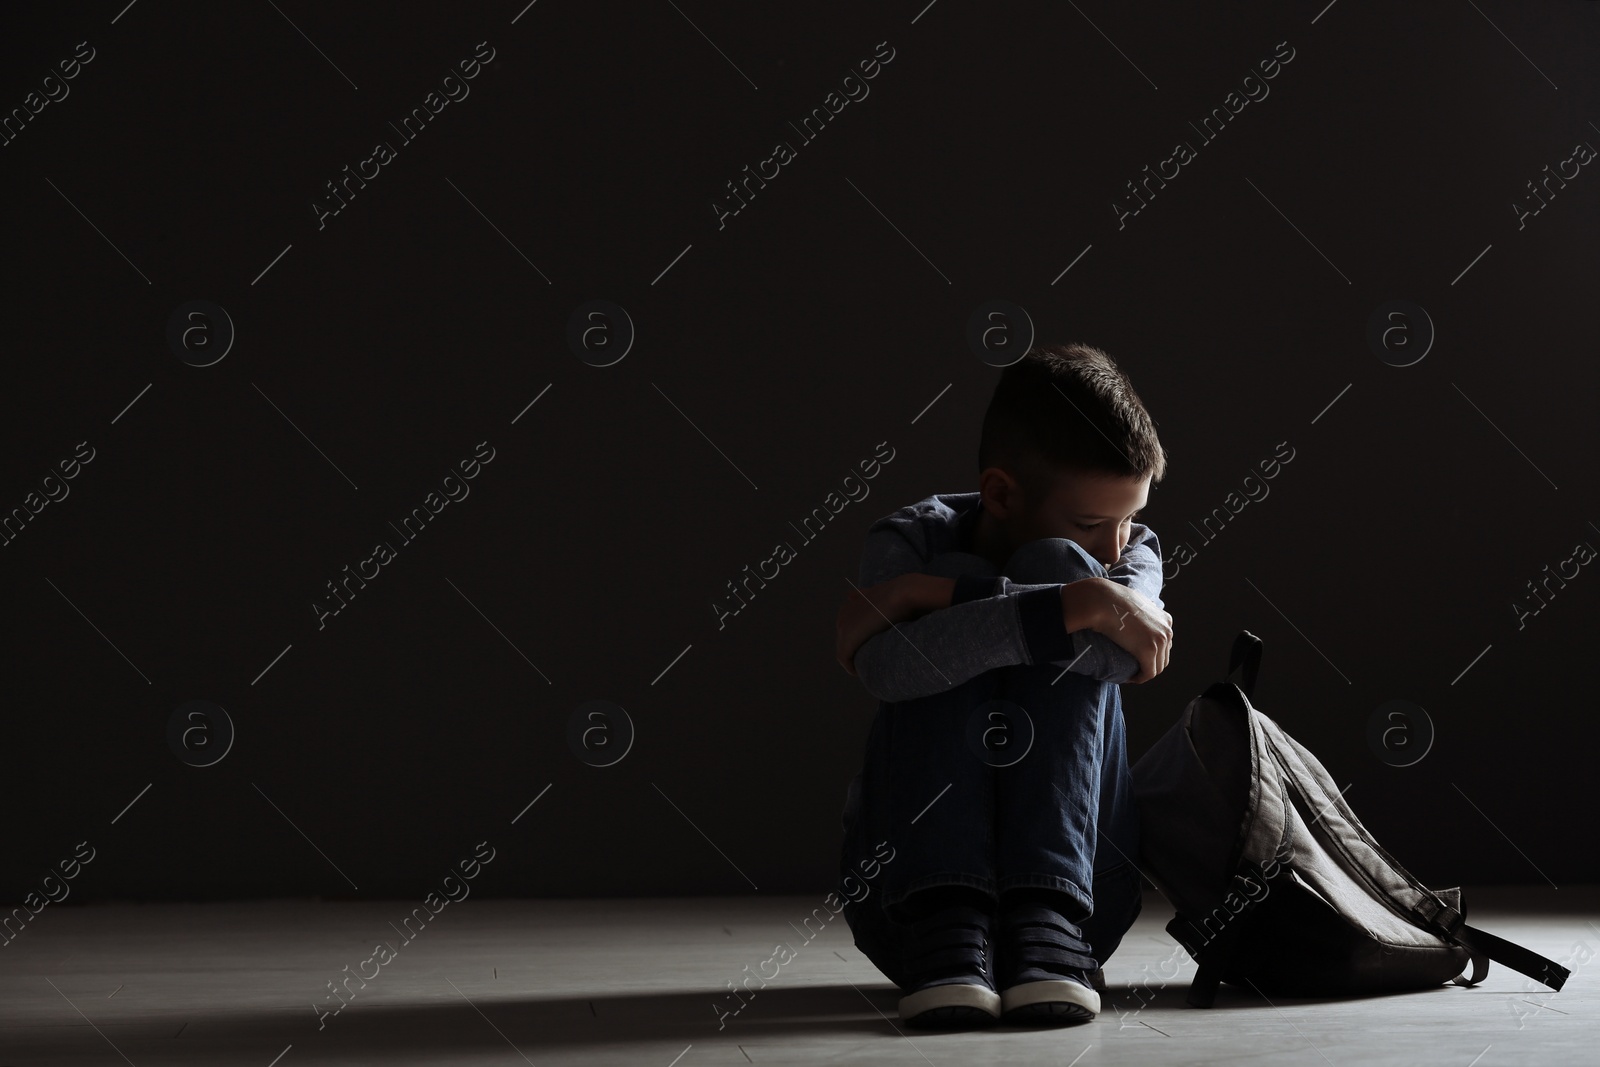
xmin=1078 ymin=512 xmax=1141 ymax=531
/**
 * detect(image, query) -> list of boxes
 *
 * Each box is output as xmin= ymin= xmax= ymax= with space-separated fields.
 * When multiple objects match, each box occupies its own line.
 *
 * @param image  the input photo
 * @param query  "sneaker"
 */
xmin=996 ymin=900 xmax=1102 ymax=1024
xmin=895 ymin=902 xmax=1002 ymax=1027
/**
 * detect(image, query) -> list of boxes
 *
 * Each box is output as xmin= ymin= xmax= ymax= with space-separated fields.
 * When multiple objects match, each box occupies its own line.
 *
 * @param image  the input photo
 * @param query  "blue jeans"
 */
xmin=838 ymin=537 xmax=1144 ymax=989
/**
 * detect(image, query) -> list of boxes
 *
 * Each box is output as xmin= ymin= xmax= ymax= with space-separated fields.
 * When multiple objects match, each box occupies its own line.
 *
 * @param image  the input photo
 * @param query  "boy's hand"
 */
xmin=836 ymin=574 xmax=945 ymax=676
xmin=1061 ymin=578 xmax=1173 ymax=684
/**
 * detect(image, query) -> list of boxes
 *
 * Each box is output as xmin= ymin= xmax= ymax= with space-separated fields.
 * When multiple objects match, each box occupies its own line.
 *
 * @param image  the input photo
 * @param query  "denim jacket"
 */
xmin=850 ymin=491 xmax=1165 ymax=704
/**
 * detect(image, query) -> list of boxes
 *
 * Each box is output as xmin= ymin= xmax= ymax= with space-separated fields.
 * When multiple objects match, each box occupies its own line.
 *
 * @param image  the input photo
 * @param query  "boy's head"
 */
xmin=975 ymin=343 xmax=1167 ymax=568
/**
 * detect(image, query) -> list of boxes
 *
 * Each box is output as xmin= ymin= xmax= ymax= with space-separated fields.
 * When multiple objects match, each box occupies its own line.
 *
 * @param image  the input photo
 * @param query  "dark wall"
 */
xmin=4 ymin=1 xmax=1596 ymax=906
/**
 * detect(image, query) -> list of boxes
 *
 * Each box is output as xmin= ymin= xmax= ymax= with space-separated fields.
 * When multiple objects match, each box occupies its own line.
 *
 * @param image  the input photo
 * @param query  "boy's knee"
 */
xmin=1001 ymin=536 xmax=1107 ymax=584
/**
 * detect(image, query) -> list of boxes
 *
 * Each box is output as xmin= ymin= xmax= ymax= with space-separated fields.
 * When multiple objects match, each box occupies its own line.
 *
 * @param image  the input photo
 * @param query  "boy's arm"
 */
xmin=850 ymin=525 xmax=1080 ymax=703
xmin=850 ymin=525 xmax=1165 ymax=701
xmin=1049 ymin=526 xmax=1165 ymax=683
xmin=950 ymin=524 xmax=1163 ymax=612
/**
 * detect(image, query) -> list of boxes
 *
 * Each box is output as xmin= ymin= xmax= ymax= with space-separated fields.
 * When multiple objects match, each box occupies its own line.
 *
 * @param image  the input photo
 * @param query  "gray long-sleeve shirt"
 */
xmin=850 ymin=491 xmax=1166 ymax=704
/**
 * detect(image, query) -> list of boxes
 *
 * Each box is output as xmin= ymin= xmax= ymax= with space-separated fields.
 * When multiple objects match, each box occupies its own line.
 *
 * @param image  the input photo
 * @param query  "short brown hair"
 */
xmin=977 ymin=343 xmax=1167 ymax=503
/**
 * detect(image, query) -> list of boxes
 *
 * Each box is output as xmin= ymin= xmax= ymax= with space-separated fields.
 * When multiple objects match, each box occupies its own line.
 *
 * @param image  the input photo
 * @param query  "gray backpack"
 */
xmin=1131 ymin=630 xmax=1570 ymax=1007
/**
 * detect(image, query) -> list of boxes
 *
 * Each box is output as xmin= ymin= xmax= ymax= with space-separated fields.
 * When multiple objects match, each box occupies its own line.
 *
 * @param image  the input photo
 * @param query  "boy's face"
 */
xmin=986 ymin=465 xmax=1151 ymax=570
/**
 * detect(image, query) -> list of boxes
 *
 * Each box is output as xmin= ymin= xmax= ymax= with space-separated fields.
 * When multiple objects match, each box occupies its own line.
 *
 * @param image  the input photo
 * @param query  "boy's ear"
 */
xmin=977 ymin=465 xmax=1024 ymax=518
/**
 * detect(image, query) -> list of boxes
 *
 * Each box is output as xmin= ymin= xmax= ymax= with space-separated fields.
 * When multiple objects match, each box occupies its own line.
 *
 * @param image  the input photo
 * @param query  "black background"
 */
xmin=3 ymin=1 xmax=1596 ymax=903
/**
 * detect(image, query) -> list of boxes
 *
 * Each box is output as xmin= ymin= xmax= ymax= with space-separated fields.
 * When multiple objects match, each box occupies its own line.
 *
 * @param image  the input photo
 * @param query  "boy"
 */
xmin=834 ymin=343 xmax=1173 ymax=1028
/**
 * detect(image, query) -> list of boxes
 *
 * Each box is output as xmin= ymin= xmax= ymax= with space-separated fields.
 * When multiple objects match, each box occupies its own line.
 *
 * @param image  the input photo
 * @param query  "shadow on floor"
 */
xmin=139 ymin=975 xmax=1475 ymax=1060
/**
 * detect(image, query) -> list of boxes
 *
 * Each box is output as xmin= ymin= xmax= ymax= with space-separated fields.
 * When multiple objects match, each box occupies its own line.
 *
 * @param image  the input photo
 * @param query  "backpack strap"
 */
xmin=1416 ymin=895 xmax=1571 ymax=992
xmin=1170 ymin=855 xmax=1289 ymax=1007
xmin=1450 ymin=952 xmax=1490 ymax=987
xmin=1171 ymin=870 xmax=1257 ymax=1007
xmin=1455 ymin=924 xmax=1569 ymax=990
xmin=1172 ymin=783 xmax=1296 ymax=1010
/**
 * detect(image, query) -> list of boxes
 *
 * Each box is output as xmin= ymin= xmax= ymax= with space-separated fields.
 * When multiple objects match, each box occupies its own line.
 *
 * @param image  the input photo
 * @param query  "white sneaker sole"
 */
xmin=898 ymin=982 xmax=1002 ymax=1026
xmin=1000 ymin=978 xmax=1101 ymax=1022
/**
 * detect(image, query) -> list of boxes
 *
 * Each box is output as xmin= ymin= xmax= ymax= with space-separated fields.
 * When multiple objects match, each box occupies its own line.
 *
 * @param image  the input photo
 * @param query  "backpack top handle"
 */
xmin=1227 ymin=630 xmax=1263 ymax=701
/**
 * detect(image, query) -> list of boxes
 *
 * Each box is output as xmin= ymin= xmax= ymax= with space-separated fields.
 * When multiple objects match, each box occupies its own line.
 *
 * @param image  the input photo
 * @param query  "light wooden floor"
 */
xmin=2 ymin=887 xmax=1594 ymax=1065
